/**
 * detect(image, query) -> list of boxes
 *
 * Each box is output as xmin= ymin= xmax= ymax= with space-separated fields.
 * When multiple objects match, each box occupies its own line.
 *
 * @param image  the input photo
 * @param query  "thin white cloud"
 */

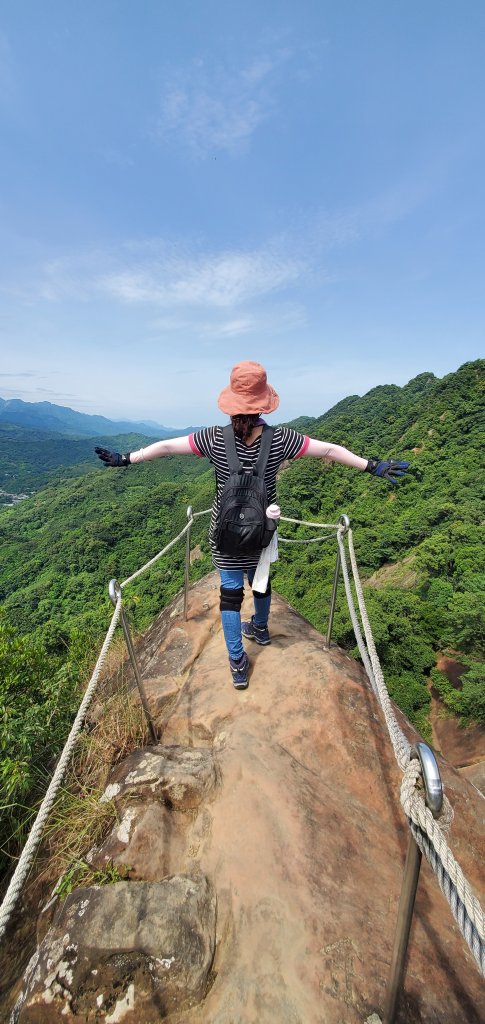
xmin=100 ymin=247 xmax=304 ymax=308
xmin=214 ymin=318 xmax=254 ymax=337
xmin=31 ymin=240 xmax=306 ymax=310
xmin=156 ymin=51 xmax=291 ymax=157
xmin=312 ymin=166 xmax=440 ymax=251
xmin=0 ymin=385 xmax=79 ymax=400
xmin=149 ymin=303 xmax=305 ymax=340
xmin=4 ymin=163 xmax=437 ymax=322
xmin=0 ymin=371 xmax=37 ymax=378
xmin=200 ymin=304 xmax=306 ymax=339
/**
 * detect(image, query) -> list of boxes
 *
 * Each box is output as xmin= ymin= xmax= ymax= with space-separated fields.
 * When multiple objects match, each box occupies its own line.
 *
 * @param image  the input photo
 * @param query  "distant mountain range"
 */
xmin=0 ymin=397 xmax=198 ymax=439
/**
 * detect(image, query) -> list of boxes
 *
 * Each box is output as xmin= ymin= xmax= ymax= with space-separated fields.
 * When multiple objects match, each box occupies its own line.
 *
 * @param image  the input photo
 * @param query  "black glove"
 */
xmin=365 ymin=458 xmax=409 ymax=484
xmin=95 ymin=447 xmax=130 ymax=467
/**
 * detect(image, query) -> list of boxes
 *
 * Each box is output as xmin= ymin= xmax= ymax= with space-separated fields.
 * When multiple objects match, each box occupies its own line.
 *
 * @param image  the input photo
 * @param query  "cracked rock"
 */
xmin=100 ymin=745 xmax=217 ymax=811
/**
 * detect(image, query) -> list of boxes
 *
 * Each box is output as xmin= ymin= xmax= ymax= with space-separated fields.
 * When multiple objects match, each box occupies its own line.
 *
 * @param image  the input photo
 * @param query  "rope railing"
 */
xmin=335 ymin=524 xmax=485 ymax=991
xmin=402 ymin=764 xmax=485 ymax=972
xmin=0 ymin=596 xmax=122 ymax=943
xmin=337 ymin=528 xmax=409 ymax=766
xmin=1 ymin=501 xmax=483 ymax=1024
xmin=279 ymin=533 xmax=336 ymax=545
xmin=120 ymin=521 xmax=192 ymax=588
xmin=279 ymin=514 xmax=339 ymax=529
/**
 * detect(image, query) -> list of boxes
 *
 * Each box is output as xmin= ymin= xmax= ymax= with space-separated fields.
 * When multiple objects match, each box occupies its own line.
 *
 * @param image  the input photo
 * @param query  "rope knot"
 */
xmin=401 ymin=759 xmax=454 ymax=835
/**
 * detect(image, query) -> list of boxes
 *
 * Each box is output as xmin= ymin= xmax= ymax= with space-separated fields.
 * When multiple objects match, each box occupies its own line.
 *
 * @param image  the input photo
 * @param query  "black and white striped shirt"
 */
xmin=189 ymin=424 xmax=309 ymax=569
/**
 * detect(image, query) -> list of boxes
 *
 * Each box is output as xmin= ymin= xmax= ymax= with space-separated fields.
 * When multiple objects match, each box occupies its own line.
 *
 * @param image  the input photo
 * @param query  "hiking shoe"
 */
xmin=242 ymin=616 xmax=271 ymax=646
xmin=229 ymin=652 xmax=250 ymax=690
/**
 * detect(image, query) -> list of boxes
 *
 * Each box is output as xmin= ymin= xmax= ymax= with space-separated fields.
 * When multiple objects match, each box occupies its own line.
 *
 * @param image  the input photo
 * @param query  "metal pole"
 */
xmin=108 ymin=580 xmax=158 ymax=746
xmin=326 ymin=514 xmax=350 ymax=647
xmin=184 ymin=506 xmax=192 ymax=622
xmin=382 ymin=743 xmax=443 ymax=1024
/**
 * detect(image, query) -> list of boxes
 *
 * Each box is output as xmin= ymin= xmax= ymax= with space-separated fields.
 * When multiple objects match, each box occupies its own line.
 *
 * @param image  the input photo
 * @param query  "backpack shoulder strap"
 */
xmin=222 ymin=424 xmax=242 ymax=474
xmin=222 ymin=423 xmax=275 ymax=476
xmin=254 ymin=425 xmax=275 ymax=477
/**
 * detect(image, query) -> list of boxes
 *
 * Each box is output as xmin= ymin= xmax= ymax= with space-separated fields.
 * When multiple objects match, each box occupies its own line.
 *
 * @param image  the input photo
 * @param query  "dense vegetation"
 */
xmin=0 ymin=359 xmax=483 ymax=879
xmin=275 ymin=360 xmax=484 ymax=737
xmin=0 ymin=427 xmax=188 ymax=494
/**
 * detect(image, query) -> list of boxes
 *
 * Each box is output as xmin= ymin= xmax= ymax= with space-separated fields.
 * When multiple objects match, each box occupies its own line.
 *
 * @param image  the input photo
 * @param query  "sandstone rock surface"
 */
xmin=15 ymin=875 xmax=215 ymax=1023
xmin=99 ymin=744 xmax=218 ymax=810
xmin=13 ymin=574 xmax=485 ymax=1023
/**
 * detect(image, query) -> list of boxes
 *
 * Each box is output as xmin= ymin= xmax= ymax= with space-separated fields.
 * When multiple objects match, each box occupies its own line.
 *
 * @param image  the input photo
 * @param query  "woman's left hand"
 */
xmin=366 ymin=459 xmax=410 ymax=484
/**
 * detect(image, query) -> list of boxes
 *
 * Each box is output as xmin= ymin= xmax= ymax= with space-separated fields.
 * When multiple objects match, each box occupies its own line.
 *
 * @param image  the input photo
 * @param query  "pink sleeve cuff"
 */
xmin=189 ymin=433 xmax=203 ymax=457
xmin=294 ymin=435 xmax=310 ymax=459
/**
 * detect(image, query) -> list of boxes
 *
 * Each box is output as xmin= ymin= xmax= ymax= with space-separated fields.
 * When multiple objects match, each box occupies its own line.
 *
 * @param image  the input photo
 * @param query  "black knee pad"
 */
xmin=220 ymin=585 xmax=244 ymax=613
xmin=252 ymin=580 xmax=272 ymax=599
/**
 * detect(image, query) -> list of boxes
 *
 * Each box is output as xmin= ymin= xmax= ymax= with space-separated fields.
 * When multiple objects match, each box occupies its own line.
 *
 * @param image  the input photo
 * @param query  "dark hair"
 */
xmin=231 ymin=413 xmax=260 ymax=443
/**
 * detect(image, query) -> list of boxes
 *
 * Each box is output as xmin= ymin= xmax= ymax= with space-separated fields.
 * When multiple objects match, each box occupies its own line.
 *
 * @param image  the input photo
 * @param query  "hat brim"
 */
xmin=217 ymin=383 xmax=280 ymax=416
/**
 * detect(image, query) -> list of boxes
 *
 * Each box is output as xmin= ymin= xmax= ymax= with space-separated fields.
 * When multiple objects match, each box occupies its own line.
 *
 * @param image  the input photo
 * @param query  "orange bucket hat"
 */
xmin=217 ymin=361 xmax=280 ymax=415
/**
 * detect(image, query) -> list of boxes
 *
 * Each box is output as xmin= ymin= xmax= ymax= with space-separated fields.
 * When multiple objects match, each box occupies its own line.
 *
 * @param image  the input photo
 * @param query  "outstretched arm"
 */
xmin=95 ymin=434 xmax=194 ymax=467
xmin=302 ymin=438 xmax=409 ymax=483
xmin=303 ymin=438 xmax=368 ymax=470
xmin=128 ymin=435 xmax=194 ymax=463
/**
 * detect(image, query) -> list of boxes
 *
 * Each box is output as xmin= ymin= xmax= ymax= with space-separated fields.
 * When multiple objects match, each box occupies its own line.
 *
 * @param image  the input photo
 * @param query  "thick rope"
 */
xmin=190 ymin=510 xmax=339 ymax=530
xmin=409 ymin=820 xmax=485 ymax=975
xmin=335 ymin=529 xmax=379 ymax=696
xmin=342 ymin=528 xmax=411 ymax=769
xmin=0 ymin=598 xmax=122 ymax=943
xmin=121 ymin=522 xmax=191 ymax=588
xmin=402 ymin=761 xmax=484 ymax=973
xmin=342 ymin=528 xmax=484 ymax=975
xmin=279 ymin=515 xmax=339 ymax=529
xmin=279 ymin=533 xmax=336 ymax=545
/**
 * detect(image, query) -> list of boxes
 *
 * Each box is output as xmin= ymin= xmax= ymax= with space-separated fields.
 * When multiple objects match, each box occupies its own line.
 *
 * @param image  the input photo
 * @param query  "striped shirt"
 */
xmin=189 ymin=424 xmax=309 ymax=569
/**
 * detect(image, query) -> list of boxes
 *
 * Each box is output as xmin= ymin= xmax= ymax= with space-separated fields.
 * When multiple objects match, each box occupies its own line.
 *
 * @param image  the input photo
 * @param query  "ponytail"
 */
xmin=231 ymin=414 xmax=260 ymax=443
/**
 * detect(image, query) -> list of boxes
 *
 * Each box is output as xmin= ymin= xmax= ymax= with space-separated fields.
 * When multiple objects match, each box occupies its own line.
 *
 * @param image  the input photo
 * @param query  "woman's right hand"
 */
xmin=95 ymin=447 xmax=129 ymax=467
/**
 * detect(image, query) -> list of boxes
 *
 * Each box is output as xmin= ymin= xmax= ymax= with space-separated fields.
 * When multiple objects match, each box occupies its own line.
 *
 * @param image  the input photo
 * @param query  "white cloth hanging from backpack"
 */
xmin=252 ymin=504 xmax=280 ymax=592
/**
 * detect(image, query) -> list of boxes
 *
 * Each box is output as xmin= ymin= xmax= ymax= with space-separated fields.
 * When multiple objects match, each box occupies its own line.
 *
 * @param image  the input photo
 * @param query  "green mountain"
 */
xmin=1 ymin=359 xmax=483 ymax=877
xmin=275 ymin=359 xmax=484 ymax=731
xmin=0 ymin=423 xmax=184 ymax=495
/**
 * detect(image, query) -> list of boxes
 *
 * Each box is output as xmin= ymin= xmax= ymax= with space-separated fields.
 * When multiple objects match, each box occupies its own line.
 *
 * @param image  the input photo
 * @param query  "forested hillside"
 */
xmin=0 ymin=359 xmax=483 ymax=879
xmin=275 ymin=359 xmax=484 ymax=736
xmin=0 ymin=425 xmax=182 ymax=494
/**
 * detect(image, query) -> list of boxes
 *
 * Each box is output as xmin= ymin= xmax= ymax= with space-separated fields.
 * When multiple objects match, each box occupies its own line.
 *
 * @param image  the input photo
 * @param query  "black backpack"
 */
xmin=214 ymin=425 xmax=277 ymax=557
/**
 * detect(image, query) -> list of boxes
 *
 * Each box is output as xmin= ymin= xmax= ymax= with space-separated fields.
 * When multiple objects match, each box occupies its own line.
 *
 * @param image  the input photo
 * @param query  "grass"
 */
xmin=36 ymin=671 xmax=150 ymax=893
xmin=54 ymin=858 xmax=131 ymax=899
xmin=0 ymin=646 xmax=152 ymax=1021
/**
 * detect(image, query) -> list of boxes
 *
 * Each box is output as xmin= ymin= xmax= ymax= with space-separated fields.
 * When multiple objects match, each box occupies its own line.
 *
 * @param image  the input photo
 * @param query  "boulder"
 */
xmin=15 ymin=875 xmax=215 ymax=1023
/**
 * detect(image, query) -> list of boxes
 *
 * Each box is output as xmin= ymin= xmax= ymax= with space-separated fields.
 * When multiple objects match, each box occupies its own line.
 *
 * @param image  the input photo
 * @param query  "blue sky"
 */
xmin=0 ymin=1 xmax=483 ymax=426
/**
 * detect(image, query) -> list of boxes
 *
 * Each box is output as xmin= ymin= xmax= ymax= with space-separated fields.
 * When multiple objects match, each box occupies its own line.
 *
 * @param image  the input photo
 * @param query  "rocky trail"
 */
xmin=7 ymin=575 xmax=485 ymax=1023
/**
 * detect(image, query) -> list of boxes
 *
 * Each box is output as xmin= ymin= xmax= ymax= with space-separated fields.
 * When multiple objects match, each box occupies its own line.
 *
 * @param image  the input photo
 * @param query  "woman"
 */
xmin=96 ymin=361 xmax=408 ymax=690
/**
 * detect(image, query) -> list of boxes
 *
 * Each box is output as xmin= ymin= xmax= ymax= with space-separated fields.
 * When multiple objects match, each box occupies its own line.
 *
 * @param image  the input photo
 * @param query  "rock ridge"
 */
xmin=11 ymin=573 xmax=485 ymax=1023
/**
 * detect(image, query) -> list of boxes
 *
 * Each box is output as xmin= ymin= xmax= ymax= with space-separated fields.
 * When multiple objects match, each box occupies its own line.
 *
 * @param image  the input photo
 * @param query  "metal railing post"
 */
xmin=109 ymin=580 xmax=158 ymax=745
xmin=326 ymin=514 xmax=350 ymax=647
xmin=184 ymin=506 xmax=193 ymax=622
xmin=382 ymin=742 xmax=443 ymax=1024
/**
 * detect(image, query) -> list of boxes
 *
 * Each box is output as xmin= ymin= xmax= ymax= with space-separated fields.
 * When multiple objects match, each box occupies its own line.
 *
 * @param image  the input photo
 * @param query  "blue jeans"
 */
xmin=219 ymin=568 xmax=271 ymax=662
